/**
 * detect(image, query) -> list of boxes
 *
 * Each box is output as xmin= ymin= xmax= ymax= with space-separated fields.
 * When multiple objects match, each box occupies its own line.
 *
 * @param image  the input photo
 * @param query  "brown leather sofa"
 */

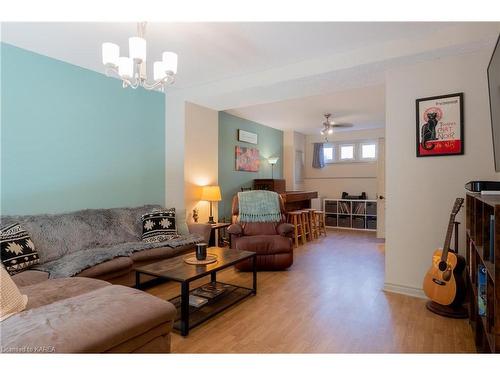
xmin=227 ymin=194 xmax=294 ymax=271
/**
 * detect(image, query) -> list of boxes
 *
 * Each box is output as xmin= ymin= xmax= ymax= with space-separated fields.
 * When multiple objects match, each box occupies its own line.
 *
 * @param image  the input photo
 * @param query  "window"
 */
xmin=340 ymin=145 xmax=354 ymax=160
xmin=319 ymin=140 xmax=378 ymax=164
xmin=323 ymin=146 xmax=334 ymax=162
xmin=361 ymin=143 xmax=377 ymax=159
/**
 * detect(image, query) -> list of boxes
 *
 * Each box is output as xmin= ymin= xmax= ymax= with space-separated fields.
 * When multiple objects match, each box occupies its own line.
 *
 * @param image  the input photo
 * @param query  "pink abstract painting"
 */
xmin=235 ymin=146 xmax=260 ymax=172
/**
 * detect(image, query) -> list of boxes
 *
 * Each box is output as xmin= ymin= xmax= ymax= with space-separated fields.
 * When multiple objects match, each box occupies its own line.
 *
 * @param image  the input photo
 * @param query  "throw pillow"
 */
xmin=141 ymin=208 xmax=179 ymax=243
xmin=0 ymin=223 xmax=40 ymax=275
xmin=176 ymin=208 xmax=189 ymax=235
xmin=0 ymin=266 xmax=28 ymax=321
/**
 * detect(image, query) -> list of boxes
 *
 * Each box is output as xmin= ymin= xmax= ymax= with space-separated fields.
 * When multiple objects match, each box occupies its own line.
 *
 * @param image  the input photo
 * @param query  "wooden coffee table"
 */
xmin=134 ymin=247 xmax=257 ymax=336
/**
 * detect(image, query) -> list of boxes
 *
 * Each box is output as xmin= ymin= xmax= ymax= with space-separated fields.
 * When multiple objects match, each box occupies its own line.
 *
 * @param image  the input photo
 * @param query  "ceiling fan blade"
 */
xmin=332 ymin=123 xmax=353 ymax=128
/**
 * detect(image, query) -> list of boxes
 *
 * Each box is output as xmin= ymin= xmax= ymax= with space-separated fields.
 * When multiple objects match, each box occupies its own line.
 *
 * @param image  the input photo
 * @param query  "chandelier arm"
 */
xmin=105 ymin=66 xmax=120 ymax=78
xmin=142 ymin=80 xmax=165 ymax=91
xmin=142 ymin=75 xmax=175 ymax=91
xmin=121 ymin=62 xmax=141 ymax=89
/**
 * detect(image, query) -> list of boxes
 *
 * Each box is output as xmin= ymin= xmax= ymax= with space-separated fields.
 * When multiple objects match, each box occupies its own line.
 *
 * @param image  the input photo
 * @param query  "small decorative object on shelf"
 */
xmin=192 ymin=208 xmax=199 ymax=223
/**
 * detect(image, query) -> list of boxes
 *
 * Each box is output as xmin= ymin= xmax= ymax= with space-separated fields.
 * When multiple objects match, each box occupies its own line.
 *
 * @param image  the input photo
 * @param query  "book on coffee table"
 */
xmin=189 ymin=294 xmax=208 ymax=308
xmin=192 ymin=283 xmax=228 ymax=299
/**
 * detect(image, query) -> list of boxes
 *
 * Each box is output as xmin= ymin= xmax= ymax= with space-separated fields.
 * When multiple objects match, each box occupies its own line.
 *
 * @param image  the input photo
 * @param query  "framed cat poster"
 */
xmin=416 ymin=92 xmax=464 ymax=157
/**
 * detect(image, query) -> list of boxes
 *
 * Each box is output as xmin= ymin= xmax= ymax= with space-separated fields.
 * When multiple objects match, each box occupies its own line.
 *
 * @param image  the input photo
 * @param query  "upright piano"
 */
xmin=253 ymin=179 xmax=318 ymax=212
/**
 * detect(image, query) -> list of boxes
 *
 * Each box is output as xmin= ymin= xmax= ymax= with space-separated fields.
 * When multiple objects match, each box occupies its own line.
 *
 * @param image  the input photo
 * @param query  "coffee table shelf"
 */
xmin=169 ymin=281 xmax=254 ymax=333
xmin=134 ymin=247 xmax=257 ymax=336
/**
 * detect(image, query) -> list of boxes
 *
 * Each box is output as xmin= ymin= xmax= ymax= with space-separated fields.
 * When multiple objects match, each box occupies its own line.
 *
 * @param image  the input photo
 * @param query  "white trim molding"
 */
xmin=383 ymin=282 xmax=426 ymax=299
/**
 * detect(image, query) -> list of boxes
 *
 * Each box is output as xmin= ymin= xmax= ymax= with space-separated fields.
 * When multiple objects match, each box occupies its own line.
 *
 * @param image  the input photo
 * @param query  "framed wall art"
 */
xmin=238 ymin=129 xmax=258 ymax=144
xmin=235 ymin=146 xmax=260 ymax=172
xmin=416 ymin=92 xmax=464 ymax=157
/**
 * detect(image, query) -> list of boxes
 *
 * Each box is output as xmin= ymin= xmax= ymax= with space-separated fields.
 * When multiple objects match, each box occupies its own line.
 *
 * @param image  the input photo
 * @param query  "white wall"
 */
xmin=294 ymin=131 xmax=306 ymax=190
xmin=184 ymin=102 xmax=219 ymax=222
xmin=304 ymin=129 xmax=385 ymax=200
xmin=283 ymin=130 xmax=306 ymax=191
xmin=165 ymin=94 xmax=186 ymax=209
xmin=385 ymin=48 xmax=500 ymax=297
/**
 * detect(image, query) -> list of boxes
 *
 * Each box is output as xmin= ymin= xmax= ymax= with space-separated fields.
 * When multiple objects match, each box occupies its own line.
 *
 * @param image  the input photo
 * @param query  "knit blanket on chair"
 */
xmin=237 ymin=190 xmax=281 ymax=223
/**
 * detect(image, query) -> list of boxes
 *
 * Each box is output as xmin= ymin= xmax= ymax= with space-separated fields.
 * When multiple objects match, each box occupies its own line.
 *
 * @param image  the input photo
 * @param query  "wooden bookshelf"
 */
xmin=466 ymin=193 xmax=500 ymax=353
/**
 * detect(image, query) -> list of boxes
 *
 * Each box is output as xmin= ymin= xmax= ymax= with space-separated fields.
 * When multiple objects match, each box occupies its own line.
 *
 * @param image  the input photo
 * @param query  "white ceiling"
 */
xmin=3 ymin=22 xmax=498 ymax=136
xmin=1 ymin=22 xmax=457 ymax=89
xmin=227 ymin=84 xmax=386 ymax=134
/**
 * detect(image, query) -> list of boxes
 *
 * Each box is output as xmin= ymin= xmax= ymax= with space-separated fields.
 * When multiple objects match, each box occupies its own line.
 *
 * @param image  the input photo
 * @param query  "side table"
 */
xmin=209 ymin=222 xmax=231 ymax=247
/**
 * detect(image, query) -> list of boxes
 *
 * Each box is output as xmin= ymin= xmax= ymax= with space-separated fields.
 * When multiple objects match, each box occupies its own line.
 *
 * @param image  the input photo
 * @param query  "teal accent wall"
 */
xmin=1 ymin=43 xmax=165 ymax=215
xmin=218 ymin=112 xmax=283 ymax=220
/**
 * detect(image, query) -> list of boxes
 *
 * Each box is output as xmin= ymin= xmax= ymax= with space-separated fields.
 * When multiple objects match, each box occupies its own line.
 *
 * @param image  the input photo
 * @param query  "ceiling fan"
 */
xmin=320 ymin=113 xmax=353 ymax=141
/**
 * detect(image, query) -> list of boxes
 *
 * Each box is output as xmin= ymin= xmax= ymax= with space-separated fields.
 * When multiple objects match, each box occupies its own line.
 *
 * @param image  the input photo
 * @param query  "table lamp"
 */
xmin=200 ymin=185 xmax=222 ymax=224
xmin=268 ymin=157 xmax=279 ymax=179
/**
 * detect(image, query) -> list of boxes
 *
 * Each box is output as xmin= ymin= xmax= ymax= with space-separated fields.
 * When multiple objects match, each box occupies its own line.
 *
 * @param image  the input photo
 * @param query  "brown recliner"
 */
xmin=227 ymin=193 xmax=294 ymax=271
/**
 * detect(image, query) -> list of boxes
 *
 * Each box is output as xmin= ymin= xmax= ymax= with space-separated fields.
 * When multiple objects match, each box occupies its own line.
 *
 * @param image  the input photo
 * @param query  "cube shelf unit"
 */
xmin=323 ymin=199 xmax=377 ymax=231
xmin=466 ymin=193 xmax=499 ymax=353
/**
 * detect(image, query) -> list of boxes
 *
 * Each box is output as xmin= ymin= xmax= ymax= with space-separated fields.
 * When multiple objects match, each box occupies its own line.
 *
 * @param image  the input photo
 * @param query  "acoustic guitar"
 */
xmin=423 ymin=198 xmax=466 ymax=306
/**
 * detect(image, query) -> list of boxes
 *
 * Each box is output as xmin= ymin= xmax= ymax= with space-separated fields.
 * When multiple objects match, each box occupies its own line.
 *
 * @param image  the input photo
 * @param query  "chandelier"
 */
xmin=101 ymin=22 xmax=177 ymax=92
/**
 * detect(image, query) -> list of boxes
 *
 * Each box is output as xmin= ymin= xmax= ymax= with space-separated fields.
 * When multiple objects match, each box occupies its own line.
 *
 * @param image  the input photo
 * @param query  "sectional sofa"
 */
xmin=0 ymin=205 xmax=212 ymax=353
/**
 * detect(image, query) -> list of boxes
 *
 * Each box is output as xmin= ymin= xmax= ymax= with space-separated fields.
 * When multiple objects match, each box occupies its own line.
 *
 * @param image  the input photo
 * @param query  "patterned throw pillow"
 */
xmin=1 ymin=265 xmax=28 ymax=321
xmin=141 ymin=208 xmax=179 ymax=243
xmin=0 ymin=223 xmax=40 ymax=275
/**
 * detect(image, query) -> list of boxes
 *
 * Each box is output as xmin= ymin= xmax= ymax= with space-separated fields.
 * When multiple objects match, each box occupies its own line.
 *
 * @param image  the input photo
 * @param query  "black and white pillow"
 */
xmin=1 ymin=223 xmax=40 ymax=275
xmin=141 ymin=208 xmax=179 ymax=243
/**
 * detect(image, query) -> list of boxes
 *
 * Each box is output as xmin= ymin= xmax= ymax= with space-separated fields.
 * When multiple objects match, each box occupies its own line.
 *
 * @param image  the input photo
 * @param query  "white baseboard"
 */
xmin=383 ymin=283 xmax=426 ymax=299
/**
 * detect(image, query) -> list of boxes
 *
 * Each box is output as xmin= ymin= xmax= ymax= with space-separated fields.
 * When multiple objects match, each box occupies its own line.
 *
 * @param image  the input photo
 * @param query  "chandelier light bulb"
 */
xmin=118 ymin=57 xmax=134 ymax=79
xmin=162 ymin=52 xmax=178 ymax=74
xmin=328 ymin=128 xmax=333 ymax=134
xmin=153 ymin=61 xmax=166 ymax=80
xmin=102 ymin=43 xmax=120 ymax=67
xmin=129 ymin=37 xmax=147 ymax=62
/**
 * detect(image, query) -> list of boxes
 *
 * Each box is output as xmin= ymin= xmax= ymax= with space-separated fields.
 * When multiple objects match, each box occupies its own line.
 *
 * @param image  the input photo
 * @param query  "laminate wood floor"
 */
xmin=146 ymin=230 xmax=476 ymax=353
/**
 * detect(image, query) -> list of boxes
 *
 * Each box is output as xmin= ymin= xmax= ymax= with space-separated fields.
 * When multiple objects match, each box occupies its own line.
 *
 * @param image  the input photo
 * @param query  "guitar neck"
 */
xmin=441 ymin=214 xmax=456 ymax=259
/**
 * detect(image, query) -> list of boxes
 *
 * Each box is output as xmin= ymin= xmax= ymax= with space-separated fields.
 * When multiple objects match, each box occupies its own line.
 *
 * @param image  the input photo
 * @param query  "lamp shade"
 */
xmin=102 ymin=42 xmax=120 ymax=66
xmin=200 ymin=185 xmax=222 ymax=202
xmin=162 ymin=52 xmax=178 ymax=74
xmin=153 ymin=61 xmax=166 ymax=80
xmin=129 ymin=37 xmax=147 ymax=62
xmin=268 ymin=157 xmax=279 ymax=165
xmin=118 ymin=57 xmax=134 ymax=79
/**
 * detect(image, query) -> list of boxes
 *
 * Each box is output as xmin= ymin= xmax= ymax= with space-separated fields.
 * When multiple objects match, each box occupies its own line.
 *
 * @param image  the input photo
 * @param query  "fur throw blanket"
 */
xmin=33 ymin=234 xmax=203 ymax=278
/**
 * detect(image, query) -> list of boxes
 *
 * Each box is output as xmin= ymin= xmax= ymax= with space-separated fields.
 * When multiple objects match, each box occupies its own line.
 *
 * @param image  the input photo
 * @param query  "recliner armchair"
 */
xmin=227 ymin=193 xmax=294 ymax=271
